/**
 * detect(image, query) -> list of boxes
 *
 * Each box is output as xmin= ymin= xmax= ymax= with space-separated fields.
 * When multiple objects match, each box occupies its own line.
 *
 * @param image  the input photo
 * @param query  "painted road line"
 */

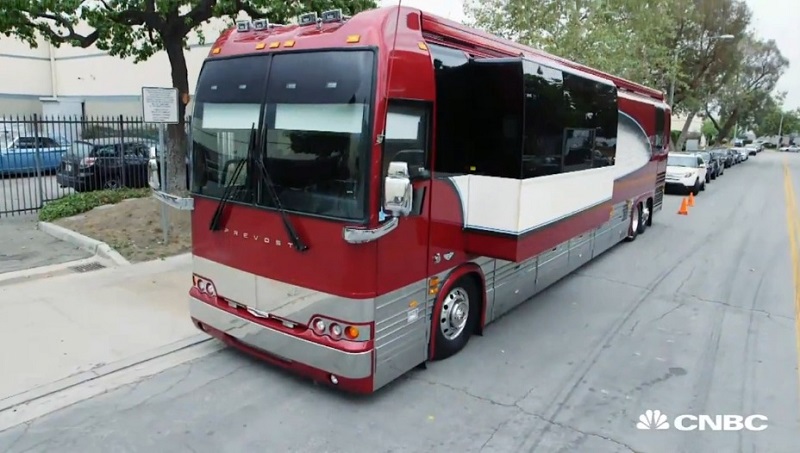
xmin=781 ymin=160 xmax=800 ymax=399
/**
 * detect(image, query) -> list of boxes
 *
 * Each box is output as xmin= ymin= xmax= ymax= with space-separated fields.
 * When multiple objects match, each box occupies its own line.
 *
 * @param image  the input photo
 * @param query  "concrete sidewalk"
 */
xmin=0 ymin=253 xmax=202 ymax=409
xmin=0 ymin=215 xmax=90 ymax=275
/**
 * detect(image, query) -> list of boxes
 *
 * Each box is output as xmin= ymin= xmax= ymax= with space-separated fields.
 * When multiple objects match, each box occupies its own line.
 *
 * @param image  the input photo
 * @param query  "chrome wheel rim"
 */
xmin=631 ymin=205 xmax=639 ymax=233
xmin=440 ymin=287 xmax=470 ymax=340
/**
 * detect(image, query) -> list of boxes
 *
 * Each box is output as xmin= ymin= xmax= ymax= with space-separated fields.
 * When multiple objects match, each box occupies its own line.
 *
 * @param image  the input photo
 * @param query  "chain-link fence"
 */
xmin=0 ymin=115 xmax=187 ymax=217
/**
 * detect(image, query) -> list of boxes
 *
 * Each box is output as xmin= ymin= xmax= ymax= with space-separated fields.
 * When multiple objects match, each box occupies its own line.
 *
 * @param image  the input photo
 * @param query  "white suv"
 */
xmin=665 ymin=152 xmax=708 ymax=194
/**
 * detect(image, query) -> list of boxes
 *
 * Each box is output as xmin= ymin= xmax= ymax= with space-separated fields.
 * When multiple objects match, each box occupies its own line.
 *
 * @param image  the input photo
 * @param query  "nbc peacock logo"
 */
xmin=637 ymin=409 xmax=670 ymax=430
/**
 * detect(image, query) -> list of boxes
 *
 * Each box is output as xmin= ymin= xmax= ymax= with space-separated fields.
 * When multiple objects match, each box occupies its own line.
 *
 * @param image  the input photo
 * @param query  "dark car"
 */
xmin=709 ymin=148 xmax=732 ymax=170
xmin=56 ymin=137 xmax=155 ymax=192
xmin=699 ymin=151 xmax=721 ymax=181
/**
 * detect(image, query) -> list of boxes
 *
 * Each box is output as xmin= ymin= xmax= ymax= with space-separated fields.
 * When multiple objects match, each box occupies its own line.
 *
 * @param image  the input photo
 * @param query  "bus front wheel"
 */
xmin=431 ymin=277 xmax=479 ymax=360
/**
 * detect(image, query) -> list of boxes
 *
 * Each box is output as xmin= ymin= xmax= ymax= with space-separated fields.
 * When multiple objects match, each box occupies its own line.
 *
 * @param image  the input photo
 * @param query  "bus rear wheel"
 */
xmin=432 ymin=276 xmax=479 ymax=360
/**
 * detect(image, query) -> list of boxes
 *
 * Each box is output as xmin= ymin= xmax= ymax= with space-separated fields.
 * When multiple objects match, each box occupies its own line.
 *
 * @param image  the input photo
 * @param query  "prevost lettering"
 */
xmin=223 ymin=228 xmax=293 ymax=248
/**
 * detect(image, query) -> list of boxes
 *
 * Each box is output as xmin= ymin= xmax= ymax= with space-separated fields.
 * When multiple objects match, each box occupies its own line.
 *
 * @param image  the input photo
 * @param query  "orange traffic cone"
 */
xmin=688 ymin=192 xmax=695 ymax=207
xmin=678 ymin=197 xmax=689 ymax=215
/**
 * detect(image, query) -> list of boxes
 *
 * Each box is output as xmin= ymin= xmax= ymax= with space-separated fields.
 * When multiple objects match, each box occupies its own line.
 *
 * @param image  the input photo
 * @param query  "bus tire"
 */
xmin=625 ymin=202 xmax=641 ymax=242
xmin=431 ymin=276 xmax=479 ymax=360
xmin=636 ymin=202 xmax=647 ymax=234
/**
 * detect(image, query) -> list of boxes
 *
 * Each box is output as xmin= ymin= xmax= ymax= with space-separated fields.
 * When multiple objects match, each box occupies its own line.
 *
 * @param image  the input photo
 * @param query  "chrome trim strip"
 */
xmin=190 ymin=297 xmax=373 ymax=379
xmin=342 ymin=217 xmax=398 ymax=244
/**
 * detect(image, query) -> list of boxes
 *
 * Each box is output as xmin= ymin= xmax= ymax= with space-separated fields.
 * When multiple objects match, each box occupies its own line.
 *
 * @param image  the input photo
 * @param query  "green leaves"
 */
xmin=39 ymin=188 xmax=151 ymax=222
xmin=465 ymin=0 xmax=677 ymax=89
xmin=0 ymin=0 xmax=378 ymax=62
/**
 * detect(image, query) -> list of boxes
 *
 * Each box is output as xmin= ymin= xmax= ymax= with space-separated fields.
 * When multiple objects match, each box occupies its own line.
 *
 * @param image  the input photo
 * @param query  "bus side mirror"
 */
xmin=384 ymin=161 xmax=413 ymax=216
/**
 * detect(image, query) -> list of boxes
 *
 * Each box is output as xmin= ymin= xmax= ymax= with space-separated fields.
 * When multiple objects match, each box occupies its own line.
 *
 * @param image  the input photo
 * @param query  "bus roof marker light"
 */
xmin=346 ymin=34 xmax=360 ymax=43
xmin=321 ymin=9 xmax=343 ymax=23
xmin=269 ymin=41 xmax=279 ymax=48
xmin=299 ymin=12 xmax=318 ymax=25
xmin=418 ymin=42 xmax=428 ymax=51
xmin=255 ymin=42 xmax=266 ymax=50
xmin=211 ymin=47 xmax=221 ymax=54
xmin=283 ymin=40 xmax=295 ymax=47
xmin=236 ymin=20 xmax=251 ymax=32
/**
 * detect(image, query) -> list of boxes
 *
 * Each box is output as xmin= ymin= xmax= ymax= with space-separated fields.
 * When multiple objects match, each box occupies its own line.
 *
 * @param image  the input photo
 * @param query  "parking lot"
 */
xmin=1 ymin=151 xmax=798 ymax=452
xmin=0 ymin=173 xmax=72 ymax=216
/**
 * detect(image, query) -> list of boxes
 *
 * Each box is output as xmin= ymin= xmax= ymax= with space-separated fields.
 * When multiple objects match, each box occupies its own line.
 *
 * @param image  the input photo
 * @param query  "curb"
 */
xmin=38 ymin=221 xmax=130 ymax=266
xmin=0 ymin=333 xmax=213 ymax=413
xmin=0 ymin=256 xmax=104 ymax=287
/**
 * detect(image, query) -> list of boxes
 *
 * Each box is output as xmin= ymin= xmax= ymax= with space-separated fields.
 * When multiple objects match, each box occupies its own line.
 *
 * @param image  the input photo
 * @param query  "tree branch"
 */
xmin=235 ymin=0 xmax=270 ymax=20
xmin=29 ymin=12 xmax=99 ymax=47
xmin=183 ymin=0 xmax=217 ymax=31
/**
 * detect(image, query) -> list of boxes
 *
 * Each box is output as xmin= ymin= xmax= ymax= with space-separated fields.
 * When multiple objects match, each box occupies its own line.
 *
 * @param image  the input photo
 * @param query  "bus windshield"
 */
xmin=191 ymin=50 xmax=375 ymax=221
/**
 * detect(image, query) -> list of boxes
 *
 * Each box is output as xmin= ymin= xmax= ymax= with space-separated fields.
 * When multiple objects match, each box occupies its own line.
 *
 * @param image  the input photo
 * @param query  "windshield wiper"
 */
xmin=252 ymin=126 xmax=309 ymax=252
xmin=208 ymin=142 xmax=250 ymax=231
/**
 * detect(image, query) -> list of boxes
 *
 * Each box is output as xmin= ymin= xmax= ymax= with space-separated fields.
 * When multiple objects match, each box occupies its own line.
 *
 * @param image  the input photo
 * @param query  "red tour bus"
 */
xmin=188 ymin=6 xmax=670 ymax=393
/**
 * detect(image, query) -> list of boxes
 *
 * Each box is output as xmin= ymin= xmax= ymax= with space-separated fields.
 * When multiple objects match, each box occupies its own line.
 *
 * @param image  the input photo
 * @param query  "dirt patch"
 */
xmin=55 ymin=197 xmax=191 ymax=263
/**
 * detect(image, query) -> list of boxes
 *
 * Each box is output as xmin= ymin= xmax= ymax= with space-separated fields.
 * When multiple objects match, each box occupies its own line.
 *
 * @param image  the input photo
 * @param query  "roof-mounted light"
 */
xmin=252 ymin=19 xmax=269 ymax=31
xmin=321 ymin=9 xmax=343 ymax=23
xmin=299 ymin=12 xmax=318 ymax=26
xmin=236 ymin=20 xmax=251 ymax=32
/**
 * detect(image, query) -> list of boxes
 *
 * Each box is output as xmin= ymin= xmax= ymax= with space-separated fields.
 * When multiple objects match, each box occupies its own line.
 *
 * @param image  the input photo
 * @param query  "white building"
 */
xmin=0 ymin=18 xmax=235 ymax=118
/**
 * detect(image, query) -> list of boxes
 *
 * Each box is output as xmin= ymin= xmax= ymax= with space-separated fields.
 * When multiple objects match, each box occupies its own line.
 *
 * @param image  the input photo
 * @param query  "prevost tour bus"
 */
xmin=187 ymin=5 xmax=670 ymax=394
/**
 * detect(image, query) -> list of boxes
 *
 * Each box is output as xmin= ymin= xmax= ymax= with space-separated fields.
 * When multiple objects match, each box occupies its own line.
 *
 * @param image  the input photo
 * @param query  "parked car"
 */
xmin=699 ymin=151 xmax=721 ymax=181
xmin=745 ymin=145 xmax=759 ymax=156
xmin=731 ymin=147 xmax=748 ymax=162
xmin=56 ymin=137 xmax=155 ymax=192
xmin=712 ymin=148 xmax=734 ymax=168
xmin=665 ymin=152 xmax=707 ymax=194
xmin=709 ymin=149 xmax=729 ymax=174
xmin=780 ymin=145 xmax=800 ymax=153
xmin=0 ymin=136 xmax=70 ymax=176
xmin=148 ymin=147 xmax=190 ymax=191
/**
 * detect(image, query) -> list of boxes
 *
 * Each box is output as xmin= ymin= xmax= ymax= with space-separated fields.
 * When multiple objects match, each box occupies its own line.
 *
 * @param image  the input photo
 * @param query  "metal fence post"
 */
xmin=117 ymin=114 xmax=127 ymax=188
xmin=32 ymin=114 xmax=45 ymax=209
xmin=158 ymin=123 xmax=169 ymax=244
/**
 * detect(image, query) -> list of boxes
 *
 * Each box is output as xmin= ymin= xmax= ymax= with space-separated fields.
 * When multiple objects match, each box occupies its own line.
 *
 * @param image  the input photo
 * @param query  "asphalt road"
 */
xmin=2 ymin=152 xmax=799 ymax=453
xmin=0 ymin=173 xmax=73 ymax=216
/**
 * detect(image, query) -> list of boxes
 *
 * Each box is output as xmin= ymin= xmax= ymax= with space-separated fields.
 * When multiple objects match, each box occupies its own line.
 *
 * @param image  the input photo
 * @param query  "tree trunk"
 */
xmin=675 ymin=111 xmax=697 ymax=151
xmin=716 ymin=112 xmax=739 ymax=141
xmin=164 ymin=35 xmax=190 ymax=196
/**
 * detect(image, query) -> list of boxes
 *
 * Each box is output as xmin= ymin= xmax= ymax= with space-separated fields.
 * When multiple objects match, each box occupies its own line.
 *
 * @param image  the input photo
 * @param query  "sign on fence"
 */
xmin=141 ymin=87 xmax=179 ymax=124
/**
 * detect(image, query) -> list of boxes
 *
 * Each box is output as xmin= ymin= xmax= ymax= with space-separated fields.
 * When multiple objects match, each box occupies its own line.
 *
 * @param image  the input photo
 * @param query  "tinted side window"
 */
xmin=562 ymin=73 xmax=596 ymax=172
xmin=655 ymin=106 xmax=666 ymax=151
xmin=522 ymin=61 xmax=565 ymax=178
xmin=429 ymin=44 xmax=470 ymax=175
xmin=592 ymin=82 xmax=618 ymax=167
xmin=467 ymin=60 xmax=524 ymax=178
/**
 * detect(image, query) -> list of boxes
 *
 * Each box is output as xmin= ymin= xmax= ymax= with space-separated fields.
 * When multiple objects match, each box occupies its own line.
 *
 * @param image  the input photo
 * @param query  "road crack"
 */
xmin=410 ymin=377 xmax=640 ymax=453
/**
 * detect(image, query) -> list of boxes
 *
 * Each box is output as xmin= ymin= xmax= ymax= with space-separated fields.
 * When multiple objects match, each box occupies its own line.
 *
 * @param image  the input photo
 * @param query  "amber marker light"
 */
xmin=345 ymin=326 xmax=360 ymax=339
xmin=428 ymin=277 xmax=440 ymax=295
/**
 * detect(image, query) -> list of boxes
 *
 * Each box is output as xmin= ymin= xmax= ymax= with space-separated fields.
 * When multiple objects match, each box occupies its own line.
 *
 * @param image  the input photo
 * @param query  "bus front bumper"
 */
xmin=189 ymin=295 xmax=375 ymax=393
